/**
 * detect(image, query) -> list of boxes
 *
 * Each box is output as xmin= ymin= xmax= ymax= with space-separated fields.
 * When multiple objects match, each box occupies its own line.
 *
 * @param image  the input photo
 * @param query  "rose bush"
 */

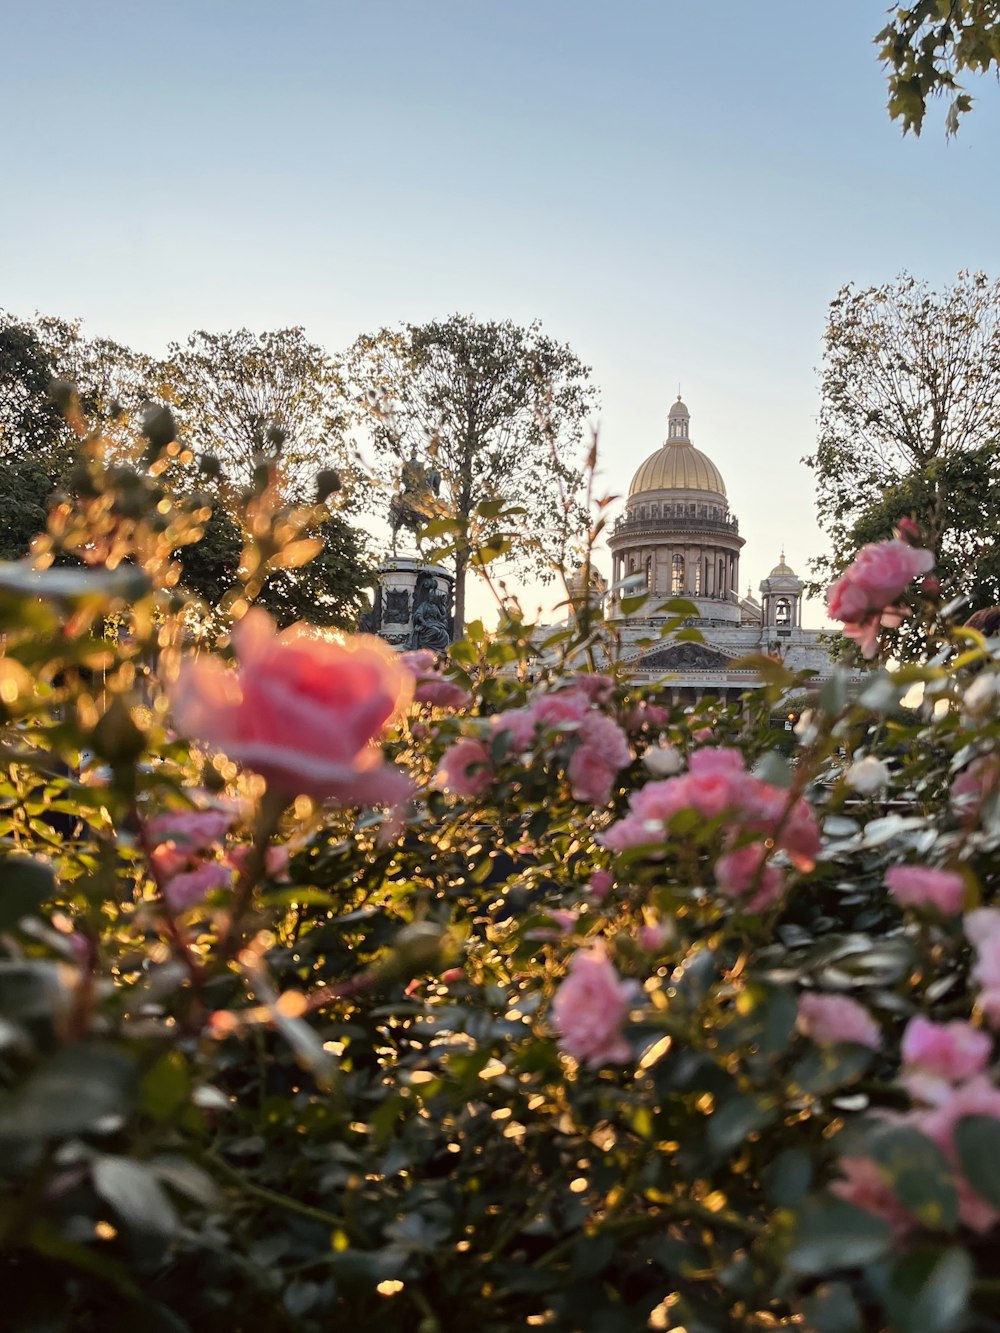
xmin=5 ymin=418 xmax=1000 ymax=1331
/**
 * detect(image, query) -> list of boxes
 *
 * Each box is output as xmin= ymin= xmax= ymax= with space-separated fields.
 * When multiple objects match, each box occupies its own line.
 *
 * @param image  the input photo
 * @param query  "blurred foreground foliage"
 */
xmin=3 ymin=393 xmax=1000 ymax=1333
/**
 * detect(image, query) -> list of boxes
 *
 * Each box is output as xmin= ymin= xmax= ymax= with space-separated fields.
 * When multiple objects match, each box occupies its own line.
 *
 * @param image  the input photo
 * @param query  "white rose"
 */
xmin=845 ymin=755 xmax=890 ymax=795
xmin=642 ymin=743 xmax=684 ymax=777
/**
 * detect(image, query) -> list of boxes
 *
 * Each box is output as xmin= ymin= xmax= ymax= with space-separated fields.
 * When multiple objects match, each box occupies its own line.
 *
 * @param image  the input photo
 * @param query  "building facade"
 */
xmin=607 ymin=396 xmax=837 ymax=705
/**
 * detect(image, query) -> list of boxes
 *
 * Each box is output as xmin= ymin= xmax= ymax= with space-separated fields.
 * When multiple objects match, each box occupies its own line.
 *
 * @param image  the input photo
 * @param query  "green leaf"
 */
xmin=93 ymin=1155 xmax=178 ymax=1235
xmin=707 ymin=1094 xmax=774 ymax=1155
xmin=800 ymin=1282 xmax=862 ymax=1333
xmin=0 ymin=856 xmax=56 ymax=930
xmin=785 ymin=1195 xmax=892 ymax=1275
xmin=790 ymin=1043 xmax=873 ymax=1096
xmin=0 ymin=1045 xmax=136 ymax=1142
xmin=763 ymin=1148 xmax=813 ymax=1207
xmin=868 ymin=1126 xmax=957 ymax=1231
xmin=880 ymin=1246 xmax=973 ymax=1333
xmin=141 ymin=1050 xmax=191 ymax=1123
xmin=818 ymin=670 xmax=849 ymax=715
xmin=953 ymin=1114 xmax=1000 ymax=1208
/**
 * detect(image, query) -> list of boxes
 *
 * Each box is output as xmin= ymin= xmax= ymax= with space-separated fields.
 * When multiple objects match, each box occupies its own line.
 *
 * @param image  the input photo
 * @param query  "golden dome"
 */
xmin=767 ymin=551 xmax=799 ymax=578
xmin=629 ymin=442 xmax=726 ymax=497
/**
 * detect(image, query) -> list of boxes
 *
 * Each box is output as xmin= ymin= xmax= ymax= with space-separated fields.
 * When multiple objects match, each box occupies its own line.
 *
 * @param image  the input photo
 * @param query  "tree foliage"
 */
xmin=0 ymin=312 xmax=70 ymax=466
xmin=162 ymin=327 xmax=355 ymax=498
xmin=876 ymin=1 xmax=1000 ymax=135
xmin=348 ymin=315 xmax=597 ymax=635
xmin=806 ymin=271 xmax=1000 ymax=639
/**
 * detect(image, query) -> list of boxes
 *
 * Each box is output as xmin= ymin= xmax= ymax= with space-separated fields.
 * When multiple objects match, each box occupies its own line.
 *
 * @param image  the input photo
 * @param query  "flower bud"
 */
xmin=140 ymin=404 xmax=177 ymax=454
xmin=90 ymin=695 xmax=147 ymax=766
xmin=316 ymin=469 xmax=342 ymax=503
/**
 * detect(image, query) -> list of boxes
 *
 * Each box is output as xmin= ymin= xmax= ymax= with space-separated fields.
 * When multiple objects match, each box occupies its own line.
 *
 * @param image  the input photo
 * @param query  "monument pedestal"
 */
xmin=361 ymin=556 xmax=455 ymax=651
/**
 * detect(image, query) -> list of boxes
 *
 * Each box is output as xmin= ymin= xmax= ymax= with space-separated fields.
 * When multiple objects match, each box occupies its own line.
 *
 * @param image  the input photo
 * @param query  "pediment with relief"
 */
xmin=636 ymin=642 xmax=734 ymax=672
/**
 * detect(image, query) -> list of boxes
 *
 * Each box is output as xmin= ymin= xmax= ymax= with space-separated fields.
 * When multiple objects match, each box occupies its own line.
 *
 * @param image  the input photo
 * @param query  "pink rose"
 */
xmin=841 ymin=614 xmax=882 ymax=660
xmin=400 ymin=649 xmax=436 ymax=675
xmin=551 ymin=945 xmax=640 ymax=1067
xmin=164 ymin=860 xmax=235 ymax=912
xmin=916 ymin=1077 xmax=1000 ymax=1232
xmin=567 ymin=744 xmax=617 ymax=806
xmin=827 ymin=540 xmax=934 ymax=623
xmin=587 ymin=870 xmax=614 ymax=900
xmin=413 ymin=676 xmax=471 ymax=710
xmin=569 ymin=673 xmax=615 ymax=704
xmin=628 ymin=701 xmax=670 ymax=736
xmin=637 ymin=922 xmax=670 ymax=952
xmin=714 ymin=842 xmax=783 ymax=912
xmin=170 ymin=610 xmax=412 ymax=803
xmin=901 ymin=1017 xmax=991 ymax=1100
xmin=532 ymin=689 xmax=590 ymax=730
xmin=150 ymin=843 xmax=190 ymax=881
xmin=226 ymin=844 xmax=291 ymax=881
xmin=952 ymin=757 xmax=1000 ymax=825
xmin=490 ymin=706 xmax=537 ymax=754
xmin=886 ymin=864 xmax=966 ymax=915
xmin=436 ymin=738 xmax=493 ymax=798
xmin=146 ymin=806 xmax=236 ymax=853
xmin=830 ymin=1155 xmax=915 ymax=1236
xmin=797 ymin=992 xmax=881 ymax=1050
xmin=566 ymin=714 xmax=631 ymax=805
xmin=967 ymin=912 xmax=1000 ymax=1025
xmin=689 ymin=747 xmax=745 ymax=777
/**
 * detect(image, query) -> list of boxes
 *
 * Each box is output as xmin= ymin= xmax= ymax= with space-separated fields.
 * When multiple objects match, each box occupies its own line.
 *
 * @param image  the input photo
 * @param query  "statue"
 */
xmin=389 ymin=450 xmax=442 ymax=551
xmin=358 ymin=586 xmax=383 ymax=635
xmin=409 ymin=573 xmax=452 ymax=651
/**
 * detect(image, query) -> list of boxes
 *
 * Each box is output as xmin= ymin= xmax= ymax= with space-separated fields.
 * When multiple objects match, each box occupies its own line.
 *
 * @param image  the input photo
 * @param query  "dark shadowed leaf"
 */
xmin=880 ymin=1246 xmax=973 ymax=1333
xmin=786 ymin=1196 xmax=892 ymax=1275
xmin=800 ymin=1282 xmax=862 ymax=1333
xmin=0 ymin=1045 xmax=136 ymax=1142
xmin=868 ymin=1125 xmax=957 ymax=1232
xmin=953 ymin=1115 xmax=1000 ymax=1209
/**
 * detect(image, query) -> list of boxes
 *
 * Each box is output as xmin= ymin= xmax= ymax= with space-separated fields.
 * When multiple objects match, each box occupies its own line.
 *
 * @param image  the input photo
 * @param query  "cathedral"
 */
xmin=603 ymin=395 xmax=838 ymax=704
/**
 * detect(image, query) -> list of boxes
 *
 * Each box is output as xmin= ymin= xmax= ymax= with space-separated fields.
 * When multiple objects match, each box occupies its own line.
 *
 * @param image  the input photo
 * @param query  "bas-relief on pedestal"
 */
xmin=361 ymin=557 xmax=455 ymax=651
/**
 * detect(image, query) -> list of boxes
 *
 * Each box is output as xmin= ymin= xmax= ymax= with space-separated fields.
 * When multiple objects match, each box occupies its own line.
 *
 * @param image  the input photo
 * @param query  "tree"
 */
xmin=806 ymin=271 xmax=1000 ymax=636
xmin=161 ymin=328 xmax=355 ymax=499
xmin=348 ymin=315 xmax=598 ymax=636
xmin=876 ymin=1 xmax=1000 ymax=135
xmin=0 ymin=312 xmax=69 ymax=466
xmin=174 ymin=504 xmax=373 ymax=630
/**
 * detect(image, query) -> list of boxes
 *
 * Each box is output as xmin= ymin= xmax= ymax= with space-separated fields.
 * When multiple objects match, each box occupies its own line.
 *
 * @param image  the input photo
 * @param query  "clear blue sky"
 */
xmin=3 ymin=1 xmax=999 ymax=621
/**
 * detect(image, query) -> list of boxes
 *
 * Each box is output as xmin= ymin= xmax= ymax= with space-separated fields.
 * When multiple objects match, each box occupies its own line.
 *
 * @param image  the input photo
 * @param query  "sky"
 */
xmin=3 ymin=1 xmax=1000 ymax=625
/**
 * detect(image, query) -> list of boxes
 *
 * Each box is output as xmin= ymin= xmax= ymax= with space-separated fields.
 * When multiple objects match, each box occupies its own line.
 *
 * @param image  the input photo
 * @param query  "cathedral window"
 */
xmin=671 ymin=553 xmax=684 ymax=594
